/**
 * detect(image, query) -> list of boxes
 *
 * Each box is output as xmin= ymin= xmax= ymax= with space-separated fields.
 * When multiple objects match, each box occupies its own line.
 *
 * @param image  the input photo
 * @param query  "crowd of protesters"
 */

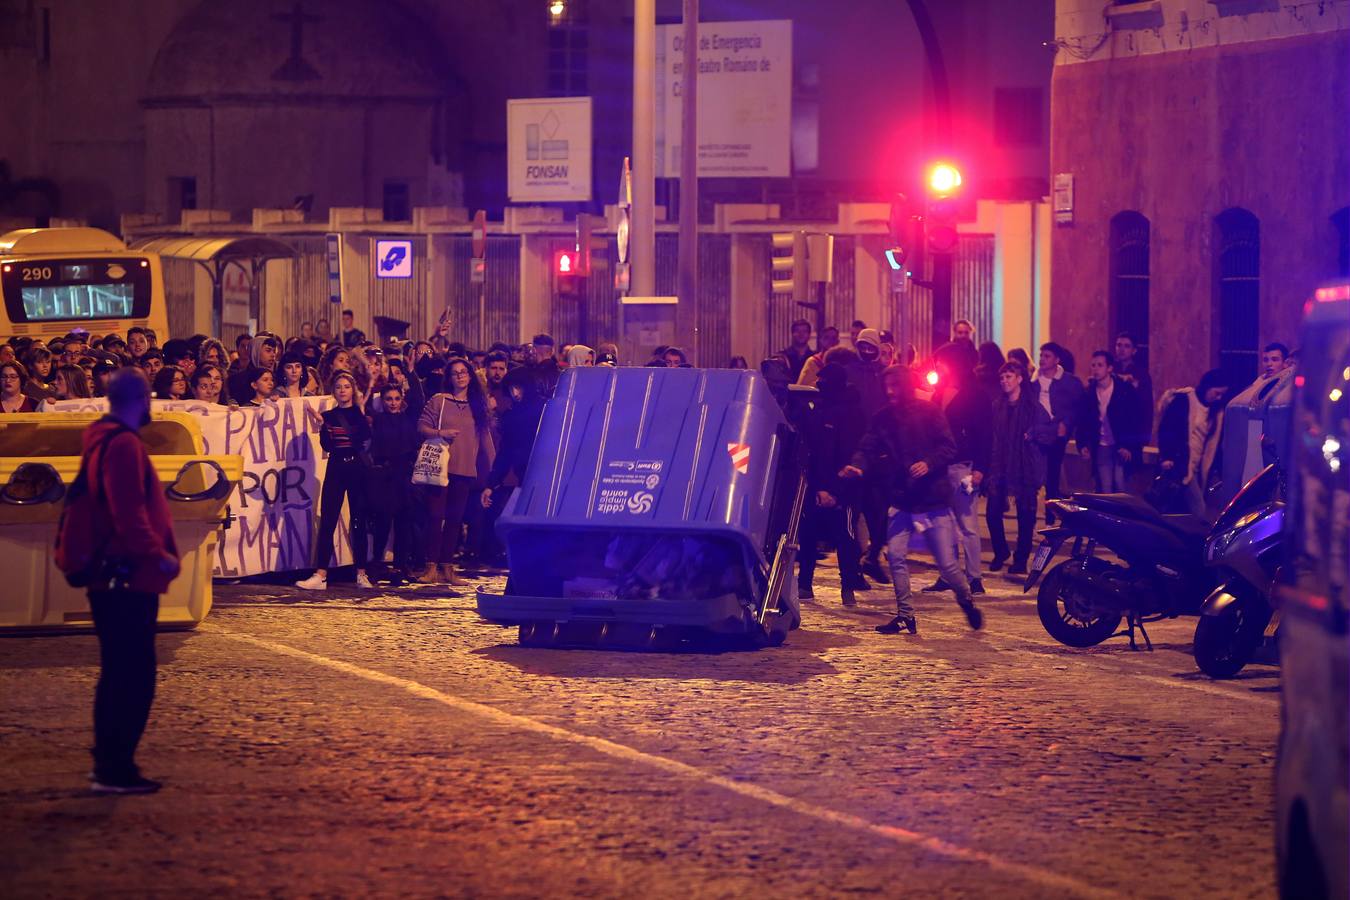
xmin=3 ymin=308 xmax=1294 ymax=630
xmin=769 ymin=317 xmax=1294 ymax=635
xmin=0 ymin=311 xmax=702 ymax=592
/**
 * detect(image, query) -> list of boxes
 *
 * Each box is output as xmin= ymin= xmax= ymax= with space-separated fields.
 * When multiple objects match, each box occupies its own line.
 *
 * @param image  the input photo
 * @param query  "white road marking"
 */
xmin=208 ymin=624 xmax=1121 ymax=900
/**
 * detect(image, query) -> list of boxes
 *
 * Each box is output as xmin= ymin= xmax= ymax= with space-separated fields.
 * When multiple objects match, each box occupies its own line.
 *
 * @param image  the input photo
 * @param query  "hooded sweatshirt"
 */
xmin=81 ymin=417 xmax=180 ymax=593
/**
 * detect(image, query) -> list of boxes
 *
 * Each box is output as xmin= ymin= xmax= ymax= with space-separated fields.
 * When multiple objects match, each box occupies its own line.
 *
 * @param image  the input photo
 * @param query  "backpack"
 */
xmin=55 ymin=424 xmax=130 ymax=588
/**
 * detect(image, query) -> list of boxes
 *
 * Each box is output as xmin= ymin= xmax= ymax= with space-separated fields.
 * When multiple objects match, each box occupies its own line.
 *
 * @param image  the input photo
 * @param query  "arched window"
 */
xmin=1214 ymin=208 xmax=1260 ymax=383
xmin=1109 ymin=211 xmax=1150 ymax=352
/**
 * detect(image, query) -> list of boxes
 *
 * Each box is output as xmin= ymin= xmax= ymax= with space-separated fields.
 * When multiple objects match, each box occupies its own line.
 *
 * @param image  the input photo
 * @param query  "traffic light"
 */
xmin=770 ymin=231 xmax=808 ymax=302
xmin=554 ymin=249 xmax=578 ymax=296
xmin=924 ymin=162 xmax=962 ymax=256
xmin=886 ymin=193 xmax=923 ymax=277
xmin=575 ymin=213 xmax=606 ymax=277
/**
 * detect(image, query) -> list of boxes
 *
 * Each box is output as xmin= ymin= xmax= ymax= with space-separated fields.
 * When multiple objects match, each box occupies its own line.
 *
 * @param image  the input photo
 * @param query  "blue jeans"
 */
xmin=886 ymin=507 xmax=972 ymax=617
xmin=947 ymin=462 xmax=982 ymax=582
xmin=1095 ymin=446 xmax=1126 ymax=493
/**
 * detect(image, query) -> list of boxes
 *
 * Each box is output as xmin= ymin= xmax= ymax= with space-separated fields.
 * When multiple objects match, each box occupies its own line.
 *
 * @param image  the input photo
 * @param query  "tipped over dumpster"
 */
xmin=476 ymin=366 xmax=805 ymax=649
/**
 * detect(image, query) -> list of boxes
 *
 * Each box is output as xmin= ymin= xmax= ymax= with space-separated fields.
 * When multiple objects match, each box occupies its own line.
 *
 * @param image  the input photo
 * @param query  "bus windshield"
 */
xmin=22 ymin=282 xmax=136 ymax=320
xmin=1 ymin=258 xmax=150 ymax=323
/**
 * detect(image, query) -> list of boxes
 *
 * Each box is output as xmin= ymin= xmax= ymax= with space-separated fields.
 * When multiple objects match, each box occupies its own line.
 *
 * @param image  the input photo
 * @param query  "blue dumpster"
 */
xmin=476 ymin=366 xmax=805 ymax=648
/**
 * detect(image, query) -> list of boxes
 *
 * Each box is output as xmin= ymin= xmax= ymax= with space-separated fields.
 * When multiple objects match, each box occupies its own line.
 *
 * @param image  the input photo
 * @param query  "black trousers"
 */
xmin=861 ymin=489 xmax=888 ymax=563
xmin=315 ymin=458 xmax=368 ymax=569
xmin=88 ymin=589 xmax=158 ymax=780
xmin=987 ymin=486 xmax=1039 ymax=565
xmin=423 ymin=475 xmax=476 ymax=565
xmin=366 ymin=464 xmax=415 ymax=568
xmin=798 ymin=504 xmax=862 ymax=588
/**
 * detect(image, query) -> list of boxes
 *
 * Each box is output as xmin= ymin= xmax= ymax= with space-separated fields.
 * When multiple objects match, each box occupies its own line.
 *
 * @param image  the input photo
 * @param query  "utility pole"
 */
xmin=676 ymin=0 xmax=699 ymax=357
xmin=631 ymin=0 xmax=656 ymax=299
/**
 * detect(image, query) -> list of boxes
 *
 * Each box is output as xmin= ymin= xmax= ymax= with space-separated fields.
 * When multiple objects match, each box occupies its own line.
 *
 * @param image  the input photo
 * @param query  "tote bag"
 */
xmin=411 ymin=398 xmax=451 ymax=487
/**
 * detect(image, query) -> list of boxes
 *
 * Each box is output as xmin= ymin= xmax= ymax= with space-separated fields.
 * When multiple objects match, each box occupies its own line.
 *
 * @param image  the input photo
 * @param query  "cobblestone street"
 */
xmin=2 ymin=557 xmax=1280 ymax=899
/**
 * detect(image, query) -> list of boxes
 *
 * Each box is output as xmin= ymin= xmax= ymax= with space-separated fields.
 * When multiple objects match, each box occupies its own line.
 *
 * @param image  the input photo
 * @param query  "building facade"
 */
xmin=1050 ymin=0 xmax=1350 ymax=398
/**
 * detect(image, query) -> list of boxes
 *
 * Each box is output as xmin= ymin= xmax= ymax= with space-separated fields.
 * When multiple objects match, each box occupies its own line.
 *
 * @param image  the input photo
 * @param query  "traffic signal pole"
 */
xmin=903 ymin=0 xmax=956 ymax=353
xmin=676 ymin=0 xmax=699 ymax=358
xmin=632 ymin=0 xmax=656 ymax=299
xmin=930 ymin=252 xmax=953 ymax=351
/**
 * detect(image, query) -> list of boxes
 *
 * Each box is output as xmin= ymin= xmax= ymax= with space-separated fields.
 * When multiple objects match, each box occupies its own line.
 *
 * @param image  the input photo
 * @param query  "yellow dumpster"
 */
xmin=0 ymin=412 xmax=242 ymax=632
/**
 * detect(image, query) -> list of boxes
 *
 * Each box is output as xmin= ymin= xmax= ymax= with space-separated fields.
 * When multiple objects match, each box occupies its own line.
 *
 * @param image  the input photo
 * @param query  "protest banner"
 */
xmin=47 ymin=397 xmax=351 ymax=577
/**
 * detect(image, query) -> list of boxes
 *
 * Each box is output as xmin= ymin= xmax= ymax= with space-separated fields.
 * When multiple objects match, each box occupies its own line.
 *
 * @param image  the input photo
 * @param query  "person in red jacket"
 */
xmin=81 ymin=368 xmax=180 ymax=794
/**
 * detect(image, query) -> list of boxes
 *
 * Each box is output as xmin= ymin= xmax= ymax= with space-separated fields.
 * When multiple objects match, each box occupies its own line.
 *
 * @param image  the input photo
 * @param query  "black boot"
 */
xmin=1007 ymin=559 xmax=1028 ymax=576
xmin=921 ymin=579 xmax=952 ymax=593
xmin=988 ymin=556 xmax=1008 ymax=573
xmin=969 ymin=578 xmax=986 ymax=595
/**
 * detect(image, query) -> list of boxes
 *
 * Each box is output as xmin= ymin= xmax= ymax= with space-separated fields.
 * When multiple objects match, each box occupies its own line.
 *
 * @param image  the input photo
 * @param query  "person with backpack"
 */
xmin=61 ymin=368 xmax=180 ymax=794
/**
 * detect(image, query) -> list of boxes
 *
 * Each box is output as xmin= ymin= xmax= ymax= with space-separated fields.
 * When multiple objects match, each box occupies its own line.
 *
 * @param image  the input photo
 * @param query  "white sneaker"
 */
xmin=355 ymin=573 xmax=374 ymax=589
xmin=295 ymin=572 xmax=327 ymax=590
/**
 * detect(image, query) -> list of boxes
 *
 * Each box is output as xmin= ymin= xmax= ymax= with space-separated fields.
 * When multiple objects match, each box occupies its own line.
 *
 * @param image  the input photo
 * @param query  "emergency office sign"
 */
xmin=507 ymin=97 xmax=593 ymax=202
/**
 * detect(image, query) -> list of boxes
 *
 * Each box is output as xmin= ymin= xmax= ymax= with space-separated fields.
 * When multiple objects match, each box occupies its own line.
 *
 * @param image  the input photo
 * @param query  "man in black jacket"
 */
xmin=842 ymin=366 xmax=984 ymax=634
xmin=1075 ymin=350 xmax=1146 ymax=493
xmin=796 ymin=363 xmax=867 ymax=606
xmin=923 ymin=341 xmax=992 ymax=595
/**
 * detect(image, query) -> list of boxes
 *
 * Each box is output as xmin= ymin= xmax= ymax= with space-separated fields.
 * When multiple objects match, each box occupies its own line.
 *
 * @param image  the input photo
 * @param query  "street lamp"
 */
xmin=549 ymin=0 xmax=565 ymax=20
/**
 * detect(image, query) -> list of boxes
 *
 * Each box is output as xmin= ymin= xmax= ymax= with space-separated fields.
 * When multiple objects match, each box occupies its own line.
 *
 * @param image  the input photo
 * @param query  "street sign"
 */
xmin=507 ymin=97 xmax=593 ymax=202
xmin=654 ymin=20 xmax=792 ymax=178
xmin=325 ymin=232 xmax=342 ymax=304
xmin=471 ymin=209 xmax=487 ymax=258
xmin=1053 ymin=173 xmax=1075 ymax=225
xmin=374 ymin=239 xmax=413 ymax=279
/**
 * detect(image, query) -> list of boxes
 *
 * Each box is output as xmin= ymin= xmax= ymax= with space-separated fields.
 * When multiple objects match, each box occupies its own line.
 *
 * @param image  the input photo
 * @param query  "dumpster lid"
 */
xmin=497 ymin=367 xmax=791 ymax=558
xmin=0 ymin=412 xmax=206 ymax=457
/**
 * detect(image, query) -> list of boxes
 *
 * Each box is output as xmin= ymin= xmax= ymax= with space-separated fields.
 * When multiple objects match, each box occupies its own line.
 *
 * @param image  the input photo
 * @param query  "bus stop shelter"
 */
xmin=132 ymin=235 xmax=296 ymax=339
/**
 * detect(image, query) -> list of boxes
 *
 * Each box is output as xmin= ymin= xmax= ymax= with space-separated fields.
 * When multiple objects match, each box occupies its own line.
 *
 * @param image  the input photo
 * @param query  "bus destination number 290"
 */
xmin=20 ymin=265 xmax=54 ymax=282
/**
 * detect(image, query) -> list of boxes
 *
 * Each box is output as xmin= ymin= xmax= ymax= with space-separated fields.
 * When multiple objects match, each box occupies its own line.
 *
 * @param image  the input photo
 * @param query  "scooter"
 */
xmin=1192 ymin=466 xmax=1284 ymax=678
xmin=1024 ymin=466 xmax=1279 ymax=651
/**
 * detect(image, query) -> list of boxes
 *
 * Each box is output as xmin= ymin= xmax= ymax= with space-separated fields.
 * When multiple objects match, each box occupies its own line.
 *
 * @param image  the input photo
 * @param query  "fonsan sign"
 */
xmin=508 ymin=97 xmax=593 ymax=202
xmin=656 ymin=20 xmax=792 ymax=178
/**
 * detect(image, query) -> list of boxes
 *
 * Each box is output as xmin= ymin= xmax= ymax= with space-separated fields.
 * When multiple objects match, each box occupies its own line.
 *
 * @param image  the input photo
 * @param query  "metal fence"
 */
xmin=891 ymin=234 xmax=995 ymax=360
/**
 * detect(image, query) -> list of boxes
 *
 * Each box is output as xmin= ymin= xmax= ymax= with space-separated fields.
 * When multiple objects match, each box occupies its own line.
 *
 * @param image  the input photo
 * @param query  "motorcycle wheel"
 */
xmin=1193 ymin=592 xmax=1272 ymax=679
xmin=1036 ymin=562 xmax=1123 ymax=648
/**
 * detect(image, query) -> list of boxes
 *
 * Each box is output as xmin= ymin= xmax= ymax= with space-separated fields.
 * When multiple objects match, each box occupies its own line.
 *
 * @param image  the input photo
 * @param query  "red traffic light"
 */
xmin=555 ymin=250 xmax=576 ymax=275
xmin=927 ymin=162 xmax=962 ymax=196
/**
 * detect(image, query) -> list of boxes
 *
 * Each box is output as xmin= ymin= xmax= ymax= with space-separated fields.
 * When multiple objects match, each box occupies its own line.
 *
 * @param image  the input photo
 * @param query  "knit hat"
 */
xmin=857 ymin=328 xmax=881 ymax=349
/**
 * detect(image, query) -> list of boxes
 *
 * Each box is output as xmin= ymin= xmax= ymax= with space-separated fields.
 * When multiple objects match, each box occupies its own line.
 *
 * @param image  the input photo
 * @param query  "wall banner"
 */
xmin=47 ymin=397 xmax=351 ymax=578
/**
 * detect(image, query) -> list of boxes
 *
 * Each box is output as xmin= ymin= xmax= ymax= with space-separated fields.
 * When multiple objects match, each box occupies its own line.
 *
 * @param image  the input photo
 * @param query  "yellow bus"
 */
xmin=0 ymin=227 xmax=168 ymax=342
